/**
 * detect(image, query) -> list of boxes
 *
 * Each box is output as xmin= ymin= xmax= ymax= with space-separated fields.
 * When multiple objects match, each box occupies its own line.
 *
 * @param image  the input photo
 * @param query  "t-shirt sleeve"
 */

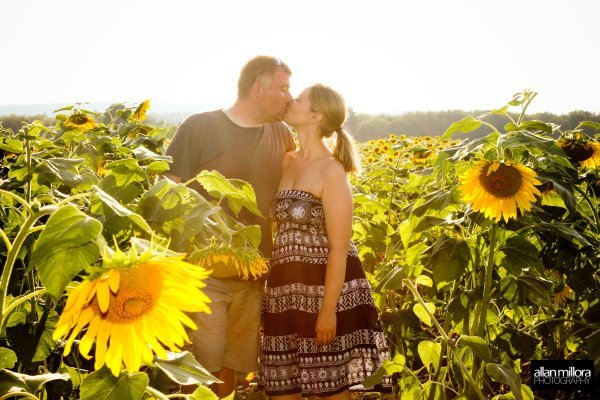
xmin=164 ymin=115 xmax=205 ymax=181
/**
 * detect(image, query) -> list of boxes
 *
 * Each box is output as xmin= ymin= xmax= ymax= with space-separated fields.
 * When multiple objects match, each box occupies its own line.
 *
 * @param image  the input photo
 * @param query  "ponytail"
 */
xmin=308 ymin=83 xmax=361 ymax=174
xmin=334 ymin=128 xmax=361 ymax=174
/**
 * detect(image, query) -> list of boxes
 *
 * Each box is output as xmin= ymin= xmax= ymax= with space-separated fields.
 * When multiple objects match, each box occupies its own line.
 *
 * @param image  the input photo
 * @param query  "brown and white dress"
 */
xmin=259 ymin=189 xmax=392 ymax=397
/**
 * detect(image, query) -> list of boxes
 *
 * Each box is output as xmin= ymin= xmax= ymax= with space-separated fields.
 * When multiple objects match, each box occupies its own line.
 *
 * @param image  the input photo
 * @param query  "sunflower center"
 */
xmin=71 ymin=114 xmax=89 ymax=125
xmin=560 ymin=142 xmax=594 ymax=162
xmin=479 ymin=163 xmax=523 ymax=197
xmin=95 ymin=263 xmax=163 ymax=323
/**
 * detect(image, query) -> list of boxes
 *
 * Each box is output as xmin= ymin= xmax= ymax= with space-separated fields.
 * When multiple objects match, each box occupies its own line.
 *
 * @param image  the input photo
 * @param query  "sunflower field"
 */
xmin=0 ymin=90 xmax=599 ymax=400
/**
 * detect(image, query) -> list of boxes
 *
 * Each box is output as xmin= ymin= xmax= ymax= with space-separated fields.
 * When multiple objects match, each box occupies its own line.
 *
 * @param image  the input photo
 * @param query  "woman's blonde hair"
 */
xmin=308 ymin=84 xmax=361 ymax=173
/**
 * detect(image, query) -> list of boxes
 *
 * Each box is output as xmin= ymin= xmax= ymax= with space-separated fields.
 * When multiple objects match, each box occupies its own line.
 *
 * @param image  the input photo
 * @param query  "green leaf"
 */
xmin=412 ymin=189 xmax=455 ymax=217
xmin=104 ymin=158 xmax=146 ymax=186
xmin=361 ymin=365 xmax=387 ymax=388
xmin=485 ymin=364 xmax=522 ymax=400
xmin=189 ymin=386 xmax=218 ymax=400
xmin=154 ymin=351 xmax=221 ymax=386
xmin=0 ymin=347 xmax=17 ymax=369
xmin=32 ymin=310 xmax=60 ymax=362
xmin=60 ymin=363 xmax=85 ymax=389
xmin=496 ymin=235 xmax=541 ymax=275
xmin=415 ymin=274 xmax=433 ymax=287
xmin=0 ymin=369 xmax=69 ymax=395
xmin=504 ymin=120 xmax=554 ymax=134
xmin=80 ymin=368 xmax=149 ymax=400
xmin=413 ymin=302 xmax=435 ymax=327
xmin=429 ymin=237 xmax=471 ymax=290
xmin=195 ymin=170 xmax=262 ymax=217
xmin=94 ymin=186 xmax=153 ymax=235
xmin=534 ymin=222 xmax=591 ymax=247
xmin=145 ymin=161 xmax=171 ymax=174
xmin=132 ymin=146 xmax=171 ymax=162
xmin=501 ymin=130 xmax=563 ymax=156
xmin=418 ymin=340 xmax=442 ymax=373
xmin=584 ymin=328 xmax=600 ymax=373
xmin=577 ymin=121 xmax=600 ymax=131
xmin=31 ymin=205 xmax=102 ymax=300
xmin=442 ymin=116 xmax=482 ymax=139
xmin=34 ymin=157 xmax=98 ymax=188
xmin=0 ymin=137 xmax=23 ymax=153
xmin=458 ymin=335 xmax=491 ymax=362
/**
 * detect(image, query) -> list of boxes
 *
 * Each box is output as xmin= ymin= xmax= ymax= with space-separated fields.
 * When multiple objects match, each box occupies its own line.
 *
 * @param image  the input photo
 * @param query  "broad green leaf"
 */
xmin=32 ymin=310 xmax=60 ymax=362
xmin=501 ymin=130 xmax=563 ymax=156
xmin=145 ymin=161 xmax=170 ymax=174
xmin=504 ymin=120 xmax=554 ymax=134
xmin=34 ymin=157 xmax=97 ymax=188
xmin=0 ymin=137 xmax=23 ymax=153
xmin=60 ymin=363 xmax=85 ymax=389
xmin=413 ymin=302 xmax=435 ymax=327
xmin=138 ymin=179 xmax=194 ymax=222
xmin=458 ymin=335 xmax=491 ymax=362
xmin=496 ymin=235 xmax=541 ymax=275
xmin=31 ymin=205 xmax=102 ymax=299
xmin=145 ymin=386 xmax=169 ymax=400
xmin=584 ymin=328 xmax=600 ymax=372
xmin=577 ymin=121 xmax=600 ymax=131
xmin=195 ymin=170 xmax=262 ymax=217
xmin=534 ymin=222 xmax=591 ymax=247
xmin=154 ymin=351 xmax=220 ymax=386
xmin=104 ymin=158 xmax=146 ymax=186
xmin=442 ymin=116 xmax=482 ymax=139
xmin=80 ymin=368 xmax=149 ymax=400
xmin=412 ymin=189 xmax=455 ymax=217
xmin=418 ymin=340 xmax=442 ymax=373
xmin=429 ymin=237 xmax=471 ymax=290
xmin=415 ymin=274 xmax=433 ymax=287
xmin=94 ymin=186 xmax=153 ymax=235
xmin=0 ymin=347 xmax=17 ymax=369
xmin=0 ymin=369 xmax=69 ymax=395
xmin=518 ymin=275 xmax=553 ymax=308
xmin=485 ymin=364 xmax=522 ymax=400
xmin=132 ymin=146 xmax=171 ymax=161
xmin=536 ymin=173 xmax=576 ymax=214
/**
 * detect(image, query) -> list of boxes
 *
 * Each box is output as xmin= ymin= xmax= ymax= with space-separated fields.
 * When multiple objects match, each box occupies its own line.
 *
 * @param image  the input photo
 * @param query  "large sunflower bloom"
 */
xmin=459 ymin=160 xmax=542 ymax=223
xmin=53 ymin=247 xmax=211 ymax=377
xmin=131 ymin=99 xmax=151 ymax=122
xmin=64 ymin=113 xmax=97 ymax=131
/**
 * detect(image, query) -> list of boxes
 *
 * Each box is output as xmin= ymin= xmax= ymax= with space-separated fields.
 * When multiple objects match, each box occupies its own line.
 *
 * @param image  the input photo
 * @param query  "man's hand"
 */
xmin=316 ymin=308 xmax=337 ymax=345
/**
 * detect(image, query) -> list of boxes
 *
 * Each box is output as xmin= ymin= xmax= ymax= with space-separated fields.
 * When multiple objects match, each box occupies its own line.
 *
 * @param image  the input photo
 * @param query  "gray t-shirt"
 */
xmin=165 ymin=110 xmax=295 ymax=256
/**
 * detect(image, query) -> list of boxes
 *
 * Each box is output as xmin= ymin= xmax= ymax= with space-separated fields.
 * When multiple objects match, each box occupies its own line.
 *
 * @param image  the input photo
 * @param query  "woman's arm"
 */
xmin=316 ymin=163 xmax=353 ymax=345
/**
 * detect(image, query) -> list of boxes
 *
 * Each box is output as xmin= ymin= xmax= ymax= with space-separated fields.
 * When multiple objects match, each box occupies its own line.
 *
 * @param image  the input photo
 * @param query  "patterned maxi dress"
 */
xmin=259 ymin=189 xmax=392 ymax=397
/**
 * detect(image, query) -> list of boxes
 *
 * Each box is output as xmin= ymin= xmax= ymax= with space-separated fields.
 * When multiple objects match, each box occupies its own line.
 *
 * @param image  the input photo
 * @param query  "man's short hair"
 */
xmin=237 ymin=56 xmax=291 ymax=98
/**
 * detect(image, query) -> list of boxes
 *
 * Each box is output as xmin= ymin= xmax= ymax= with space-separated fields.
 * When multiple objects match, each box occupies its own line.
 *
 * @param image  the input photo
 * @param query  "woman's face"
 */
xmin=284 ymin=88 xmax=315 ymax=128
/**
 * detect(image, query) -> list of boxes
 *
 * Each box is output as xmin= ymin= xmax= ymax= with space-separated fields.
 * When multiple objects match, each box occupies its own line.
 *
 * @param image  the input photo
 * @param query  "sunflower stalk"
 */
xmin=403 ymin=279 xmax=485 ymax=400
xmin=0 ymin=205 xmax=56 ymax=328
xmin=476 ymin=224 xmax=498 ymax=337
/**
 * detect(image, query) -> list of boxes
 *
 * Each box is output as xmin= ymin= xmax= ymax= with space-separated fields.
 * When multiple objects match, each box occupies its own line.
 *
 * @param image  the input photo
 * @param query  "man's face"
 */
xmin=258 ymin=69 xmax=292 ymax=122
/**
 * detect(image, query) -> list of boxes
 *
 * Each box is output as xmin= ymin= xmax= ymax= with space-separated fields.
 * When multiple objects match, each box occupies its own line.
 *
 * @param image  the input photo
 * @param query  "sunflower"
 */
xmin=53 ymin=242 xmax=211 ymax=377
xmin=64 ymin=113 xmax=97 ymax=131
xmin=191 ymin=244 xmax=268 ymax=280
xmin=553 ymin=284 xmax=574 ymax=305
xmin=558 ymin=134 xmax=600 ymax=169
xmin=459 ymin=160 xmax=542 ymax=223
xmin=131 ymin=99 xmax=151 ymax=122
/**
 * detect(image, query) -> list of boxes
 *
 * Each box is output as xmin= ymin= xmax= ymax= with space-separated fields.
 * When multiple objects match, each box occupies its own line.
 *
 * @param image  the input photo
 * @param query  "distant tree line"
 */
xmin=2 ymin=109 xmax=599 ymax=142
xmin=345 ymin=109 xmax=600 ymax=141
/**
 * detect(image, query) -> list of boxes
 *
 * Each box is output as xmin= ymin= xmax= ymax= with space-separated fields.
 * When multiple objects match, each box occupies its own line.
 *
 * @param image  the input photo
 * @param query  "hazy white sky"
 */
xmin=1 ymin=0 xmax=599 ymax=114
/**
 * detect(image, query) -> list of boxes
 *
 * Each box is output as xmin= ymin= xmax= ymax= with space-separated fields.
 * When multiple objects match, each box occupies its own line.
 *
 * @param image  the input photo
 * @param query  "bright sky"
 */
xmin=1 ymin=0 xmax=599 ymax=114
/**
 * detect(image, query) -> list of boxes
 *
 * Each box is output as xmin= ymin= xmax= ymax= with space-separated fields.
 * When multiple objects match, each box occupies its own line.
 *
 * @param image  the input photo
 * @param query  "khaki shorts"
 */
xmin=187 ymin=277 xmax=264 ymax=373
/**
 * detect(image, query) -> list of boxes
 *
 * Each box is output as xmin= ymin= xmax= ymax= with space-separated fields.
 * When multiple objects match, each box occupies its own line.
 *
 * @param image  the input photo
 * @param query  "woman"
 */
xmin=259 ymin=84 xmax=392 ymax=399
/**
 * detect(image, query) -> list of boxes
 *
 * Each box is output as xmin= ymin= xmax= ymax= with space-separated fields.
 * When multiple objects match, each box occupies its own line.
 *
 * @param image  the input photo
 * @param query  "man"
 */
xmin=164 ymin=56 xmax=294 ymax=396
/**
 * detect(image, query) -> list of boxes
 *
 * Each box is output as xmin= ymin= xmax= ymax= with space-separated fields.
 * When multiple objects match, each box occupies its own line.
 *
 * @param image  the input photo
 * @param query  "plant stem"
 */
xmin=476 ymin=224 xmax=498 ymax=337
xmin=0 ymin=188 xmax=33 ymax=216
xmin=0 ymin=206 xmax=56 ymax=323
xmin=517 ymin=92 xmax=537 ymax=125
xmin=0 ymin=288 xmax=46 ymax=332
xmin=573 ymin=185 xmax=599 ymax=233
xmin=404 ymin=279 xmax=485 ymax=400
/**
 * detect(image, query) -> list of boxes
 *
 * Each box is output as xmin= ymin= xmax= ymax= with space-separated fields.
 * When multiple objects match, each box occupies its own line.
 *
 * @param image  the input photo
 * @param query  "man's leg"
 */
xmin=184 ymin=277 xmax=231 ymax=394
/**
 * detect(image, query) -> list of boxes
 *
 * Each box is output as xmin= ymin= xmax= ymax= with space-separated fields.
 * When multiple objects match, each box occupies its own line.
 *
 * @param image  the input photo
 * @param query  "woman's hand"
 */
xmin=316 ymin=308 xmax=337 ymax=345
